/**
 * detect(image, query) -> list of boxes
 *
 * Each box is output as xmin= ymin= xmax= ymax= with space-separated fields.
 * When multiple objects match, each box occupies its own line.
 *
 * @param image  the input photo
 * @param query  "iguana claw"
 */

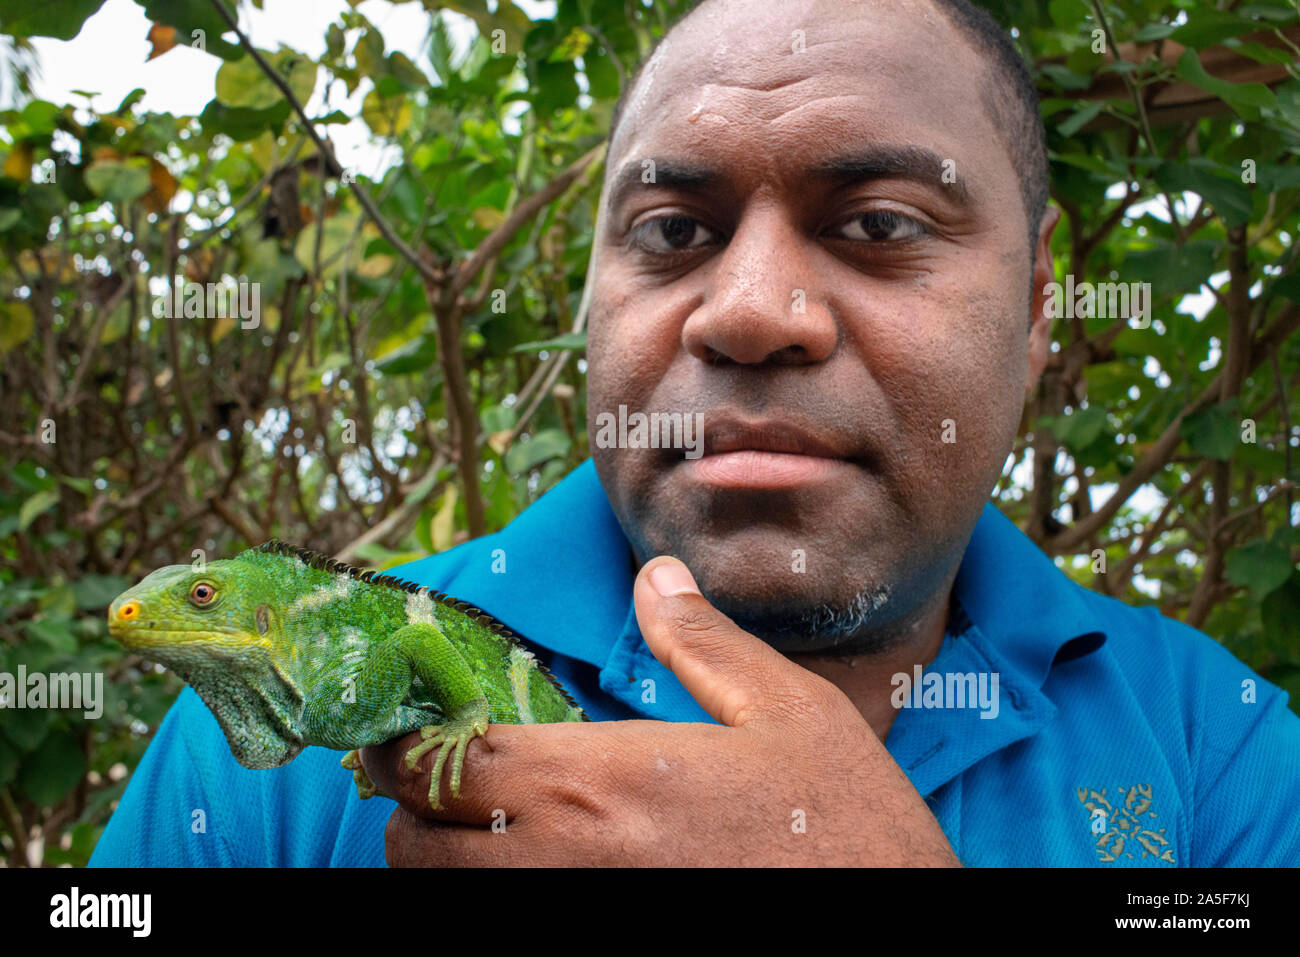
xmin=341 ymin=749 xmax=377 ymax=800
xmin=402 ymin=700 xmax=490 ymax=809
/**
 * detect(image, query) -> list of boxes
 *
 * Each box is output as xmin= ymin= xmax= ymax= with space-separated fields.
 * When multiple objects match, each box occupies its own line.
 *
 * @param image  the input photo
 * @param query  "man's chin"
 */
xmin=712 ymin=584 xmax=902 ymax=656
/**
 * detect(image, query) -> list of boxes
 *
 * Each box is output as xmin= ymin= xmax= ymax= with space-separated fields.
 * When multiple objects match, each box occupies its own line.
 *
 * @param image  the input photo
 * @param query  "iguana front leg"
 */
xmin=341 ymin=621 xmax=490 ymax=810
xmin=402 ymin=698 xmax=490 ymax=807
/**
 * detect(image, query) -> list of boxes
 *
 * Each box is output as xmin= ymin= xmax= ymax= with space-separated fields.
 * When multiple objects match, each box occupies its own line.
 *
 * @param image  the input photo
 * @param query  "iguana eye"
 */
xmin=190 ymin=582 xmax=217 ymax=606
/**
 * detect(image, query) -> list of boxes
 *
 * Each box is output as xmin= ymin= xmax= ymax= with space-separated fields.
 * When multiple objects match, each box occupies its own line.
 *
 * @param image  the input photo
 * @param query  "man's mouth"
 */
xmin=682 ymin=418 xmax=861 ymax=490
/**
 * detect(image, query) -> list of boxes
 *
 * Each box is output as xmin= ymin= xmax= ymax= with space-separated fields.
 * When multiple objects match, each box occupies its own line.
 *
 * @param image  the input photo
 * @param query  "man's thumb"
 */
xmin=633 ymin=556 xmax=809 ymax=728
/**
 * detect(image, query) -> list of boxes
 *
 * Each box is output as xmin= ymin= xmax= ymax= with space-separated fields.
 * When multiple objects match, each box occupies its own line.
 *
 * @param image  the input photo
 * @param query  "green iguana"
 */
xmin=107 ymin=540 xmax=586 ymax=809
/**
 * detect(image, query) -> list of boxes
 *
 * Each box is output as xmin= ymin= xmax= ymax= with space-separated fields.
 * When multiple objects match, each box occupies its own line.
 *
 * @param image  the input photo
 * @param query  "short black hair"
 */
xmin=607 ymin=0 xmax=1049 ymax=257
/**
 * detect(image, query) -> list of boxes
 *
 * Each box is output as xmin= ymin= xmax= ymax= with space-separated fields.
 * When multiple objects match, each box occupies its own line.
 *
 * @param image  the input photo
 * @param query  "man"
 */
xmin=92 ymin=0 xmax=1300 ymax=866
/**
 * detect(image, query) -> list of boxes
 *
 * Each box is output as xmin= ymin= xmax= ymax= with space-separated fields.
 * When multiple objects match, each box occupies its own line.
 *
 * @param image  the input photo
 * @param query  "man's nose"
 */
xmin=681 ymin=209 xmax=837 ymax=366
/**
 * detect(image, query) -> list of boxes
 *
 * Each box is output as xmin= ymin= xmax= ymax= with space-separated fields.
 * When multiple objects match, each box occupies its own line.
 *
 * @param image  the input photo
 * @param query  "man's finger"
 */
xmin=360 ymin=728 xmax=520 ymax=824
xmin=633 ymin=555 xmax=826 ymax=728
xmin=384 ymin=808 xmax=520 ymax=867
xmin=358 ymin=720 xmax=605 ymax=822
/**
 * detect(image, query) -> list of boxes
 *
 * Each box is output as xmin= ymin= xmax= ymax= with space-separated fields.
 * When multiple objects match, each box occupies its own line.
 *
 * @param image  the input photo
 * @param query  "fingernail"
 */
xmin=649 ymin=560 xmax=699 ymax=597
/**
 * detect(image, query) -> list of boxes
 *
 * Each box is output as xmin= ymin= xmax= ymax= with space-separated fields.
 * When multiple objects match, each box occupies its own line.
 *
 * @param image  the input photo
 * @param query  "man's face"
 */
xmin=587 ymin=0 xmax=1052 ymax=652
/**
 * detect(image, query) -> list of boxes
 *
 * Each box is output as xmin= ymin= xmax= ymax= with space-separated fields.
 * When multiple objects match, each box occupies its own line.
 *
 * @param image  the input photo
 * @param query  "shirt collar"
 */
xmin=952 ymin=502 xmax=1107 ymax=687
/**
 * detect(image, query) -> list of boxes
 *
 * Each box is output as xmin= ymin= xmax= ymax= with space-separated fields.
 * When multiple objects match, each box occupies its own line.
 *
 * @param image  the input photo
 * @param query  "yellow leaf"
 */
xmin=146 ymin=23 xmax=177 ymax=61
xmin=3 ymin=143 xmax=33 ymax=181
xmin=144 ymin=158 xmax=178 ymax=215
xmin=361 ymin=89 xmax=412 ymax=136
xmin=431 ymin=485 xmax=458 ymax=553
xmin=356 ymin=251 xmax=395 ymax=278
xmin=0 ymin=302 xmax=35 ymax=352
xmin=488 ymin=430 xmax=512 ymax=457
xmin=212 ymin=315 xmax=236 ymax=342
xmin=472 ymin=207 xmax=506 ymax=230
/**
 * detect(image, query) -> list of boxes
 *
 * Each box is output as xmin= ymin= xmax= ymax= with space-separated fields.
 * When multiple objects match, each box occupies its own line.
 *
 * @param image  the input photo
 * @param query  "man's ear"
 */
xmin=1026 ymin=205 xmax=1061 ymax=395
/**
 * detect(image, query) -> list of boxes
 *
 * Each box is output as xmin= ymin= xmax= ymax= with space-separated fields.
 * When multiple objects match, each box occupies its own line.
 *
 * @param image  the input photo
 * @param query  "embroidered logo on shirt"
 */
xmin=1076 ymin=786 xmax=1175 ymax=864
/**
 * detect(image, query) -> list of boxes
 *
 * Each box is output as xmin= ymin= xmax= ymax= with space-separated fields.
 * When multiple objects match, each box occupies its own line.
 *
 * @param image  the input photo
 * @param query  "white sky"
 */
xmin=20 ymin=0 xmax=555 ymax=173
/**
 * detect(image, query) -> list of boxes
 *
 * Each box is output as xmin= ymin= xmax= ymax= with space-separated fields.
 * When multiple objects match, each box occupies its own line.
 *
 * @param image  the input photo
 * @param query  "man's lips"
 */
xmin=682 ymin=420 xmax=862 ymax=490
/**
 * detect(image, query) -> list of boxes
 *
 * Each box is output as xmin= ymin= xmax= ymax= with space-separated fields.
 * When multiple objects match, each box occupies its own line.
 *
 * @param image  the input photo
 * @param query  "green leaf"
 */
xmin=0 ymin=707 xmax=53 ymax=752
xmin=1225 ymin=39 xmax=1298 ymax=66
xmin=133 ymin=0 xmax=243 ymax=59
xmin=480 ymin=402 xmax=517 ymax=434
xmin=72 ymin=574 xmax=129 ymax=609
xmin=1172 ymin=12 xmax=1279 ymax=49
xmin=1270 ymin=271 xmax=1300 ymax=305
xmin=1154 ymin=161 xmax=1253 ymax=227
xmin=0 ymin=0 xmax=102 ymax=39
xmin=215 ymin=46 xmax=317 ymax=111
xmin=20 ymin=99 xmax=60 ymax=135
xmin=433 ymin=0 xmax=532 ymax=51
xmin=1133 ymin=23 xmax=1178 ymax=42
xmin=1181 ymin=399 xmax=1241 ymax=460
xmin=511 ymin=331 xmax=587 ymax=353
xmin=198 ymin=97 xmax=293 ymax=140
xmin=17 ymin=731 xmax=84 ymax=807
xmin=1052 ymin=405 xmax=1108 ymax=451
xmin=1056 ymin=102 xmax=1104 ymax=137
xmin=1225 ymin=540 xmax=1295 ymax=599
xmin=0 ymin=735 xmax=17 ymax=790
xmin=1262 ymin=574 xmax=1300 ymax=654
xmin=84 ymin=157 xmax=152 ymax=203
xmin=114 ymin=87 xmax=146 ymax=115
xmin=1039 ymin=63 xmax=1093 ymax=91
xmin=25 ymin=617 xmax=78 ymax=655
xmin=505 ymin=428 xmax=570 ymax=474
xmin=1256 ymin=163 xmax=1300 ymax=192
xmin=1123 ymin=240 xmax=1219 ymax=300
xmin=18 ymin=488 xmax=59 ymax=531
xmin=1174 ymin=48 xmax=1277 ymax=122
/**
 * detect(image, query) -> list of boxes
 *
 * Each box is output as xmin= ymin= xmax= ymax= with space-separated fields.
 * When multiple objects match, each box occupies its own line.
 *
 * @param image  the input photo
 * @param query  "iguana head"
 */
xmin=108 ymin=560 xmax=280 ymax=671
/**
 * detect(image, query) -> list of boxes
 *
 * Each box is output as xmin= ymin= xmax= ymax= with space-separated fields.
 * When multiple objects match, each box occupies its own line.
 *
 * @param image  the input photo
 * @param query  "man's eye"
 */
xmin=630 ymin=215 xmax=717 ymax=254
xmin=834 ymin=210 xmax=927 ymax=242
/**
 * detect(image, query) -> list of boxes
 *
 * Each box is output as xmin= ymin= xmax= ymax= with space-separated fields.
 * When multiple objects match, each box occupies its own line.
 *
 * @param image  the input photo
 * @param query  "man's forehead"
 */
xmin=608 ymin=0 xmax=987 ymax=173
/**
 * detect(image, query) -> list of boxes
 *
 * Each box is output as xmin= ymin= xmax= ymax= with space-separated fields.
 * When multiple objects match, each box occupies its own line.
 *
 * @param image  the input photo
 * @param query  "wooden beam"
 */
xmin=1043 ymin=24 xmax=1300 ymax=127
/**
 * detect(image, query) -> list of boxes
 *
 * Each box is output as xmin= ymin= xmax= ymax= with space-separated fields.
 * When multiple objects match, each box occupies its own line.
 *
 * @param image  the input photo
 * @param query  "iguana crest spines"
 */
xmin=249 ymin=540 xmax=589 ymax=719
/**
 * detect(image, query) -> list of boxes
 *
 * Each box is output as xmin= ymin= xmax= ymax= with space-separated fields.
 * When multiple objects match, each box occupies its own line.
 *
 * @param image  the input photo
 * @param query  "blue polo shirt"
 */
xmin=90 ymin=459 xmax=1300 ymax=866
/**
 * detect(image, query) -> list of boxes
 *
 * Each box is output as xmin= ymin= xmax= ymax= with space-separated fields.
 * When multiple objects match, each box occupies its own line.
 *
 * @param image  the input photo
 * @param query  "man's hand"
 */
xmin=361 ymin=556 xmax=960 ymax=866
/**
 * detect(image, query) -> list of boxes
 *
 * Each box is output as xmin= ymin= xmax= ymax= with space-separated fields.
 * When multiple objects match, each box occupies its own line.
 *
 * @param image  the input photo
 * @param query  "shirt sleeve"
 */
xmin=1173 ymin=617 xmax=1300 ymax=866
